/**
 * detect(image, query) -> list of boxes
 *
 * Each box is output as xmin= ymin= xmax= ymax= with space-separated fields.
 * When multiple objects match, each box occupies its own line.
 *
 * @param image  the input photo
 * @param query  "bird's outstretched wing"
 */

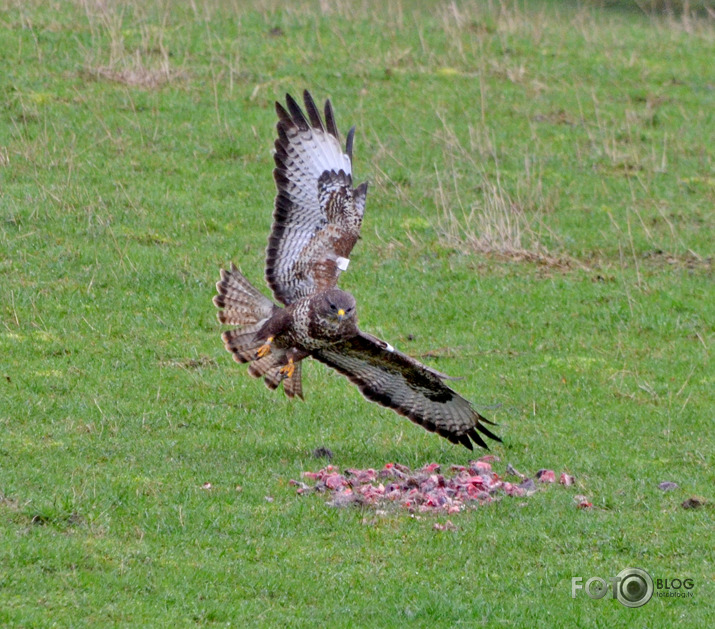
xmin=266 ymin=90 xmax=368 ymax=306
xmin=313 ymin=332 xmax=501 ymax=450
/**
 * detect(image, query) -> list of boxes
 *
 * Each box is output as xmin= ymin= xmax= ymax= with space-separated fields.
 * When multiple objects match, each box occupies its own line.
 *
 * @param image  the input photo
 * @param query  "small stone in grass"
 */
xmin=264 ymin=496 xmax=274 ymax=503
xmin=559 ymin=473 xmax=575 ymax=486
xmin=201 ymin=482 xmax=212 ymax=490
xmin=433 ymin=520 xmax=457 ymax=531
xmin=658 ymin=481 xmax=679 ymax=492
xmin=681 ymin=497 xmax=704 ymax=509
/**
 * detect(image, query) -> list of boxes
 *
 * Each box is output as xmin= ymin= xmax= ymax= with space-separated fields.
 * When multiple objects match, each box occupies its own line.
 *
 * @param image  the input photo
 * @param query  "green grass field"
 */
xmin=1 ymin=1 xmax=713 ymax=626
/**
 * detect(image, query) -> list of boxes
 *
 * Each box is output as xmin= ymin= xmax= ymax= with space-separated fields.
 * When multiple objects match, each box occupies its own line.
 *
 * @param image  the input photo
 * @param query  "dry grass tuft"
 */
xmin=431 ymin=113 xmax=579 ymax=270
xmin=436 ymin=172 xmax=576 ymax=269
xmin=79 ymin=0 xmax=180 ymax=88
xmin=88 ymin=60 xmax=177 ymax=88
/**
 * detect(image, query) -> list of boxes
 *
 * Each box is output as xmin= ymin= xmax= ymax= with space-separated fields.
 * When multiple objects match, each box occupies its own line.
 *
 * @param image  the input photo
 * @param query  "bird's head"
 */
xmin=317 ymin=289 xmax=358 ymax=333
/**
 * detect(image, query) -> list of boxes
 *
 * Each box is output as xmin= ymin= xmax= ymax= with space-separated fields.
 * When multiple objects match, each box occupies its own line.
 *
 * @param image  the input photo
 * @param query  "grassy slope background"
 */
xmin=1 ymin=0 xmax=713 ymax=626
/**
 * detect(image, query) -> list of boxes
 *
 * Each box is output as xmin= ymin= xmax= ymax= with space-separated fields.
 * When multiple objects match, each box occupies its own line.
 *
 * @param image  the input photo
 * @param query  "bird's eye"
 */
xmin=329 ymin=303 xmax=336 ymax=310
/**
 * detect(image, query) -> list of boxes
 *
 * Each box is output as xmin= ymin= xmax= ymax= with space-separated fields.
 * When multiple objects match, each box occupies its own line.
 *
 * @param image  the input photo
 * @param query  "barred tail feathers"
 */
xmin=214 ymin=264 xmax=275 ymax=326
xmin=215 ymin=264 xmax=275 ymax=363
xmin=214 ymin=264 xmax=302 ymax=398
xmin=221 ymin=324 xmax=270 ymax=363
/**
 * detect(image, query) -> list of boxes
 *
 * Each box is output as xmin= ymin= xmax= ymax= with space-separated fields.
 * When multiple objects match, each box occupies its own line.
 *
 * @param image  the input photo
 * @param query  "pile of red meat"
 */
xmin=291 ymin=456 xmax=590 ymax=513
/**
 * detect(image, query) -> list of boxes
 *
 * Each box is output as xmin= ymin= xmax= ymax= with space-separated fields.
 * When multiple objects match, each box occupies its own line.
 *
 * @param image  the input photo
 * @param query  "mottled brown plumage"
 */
xmin=213 ymin=91 xmax=500 ymax=449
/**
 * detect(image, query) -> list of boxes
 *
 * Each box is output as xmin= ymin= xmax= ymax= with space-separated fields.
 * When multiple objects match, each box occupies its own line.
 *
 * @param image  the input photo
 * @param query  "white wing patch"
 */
xmin=267 ymin=92 xmax=366 ymax=305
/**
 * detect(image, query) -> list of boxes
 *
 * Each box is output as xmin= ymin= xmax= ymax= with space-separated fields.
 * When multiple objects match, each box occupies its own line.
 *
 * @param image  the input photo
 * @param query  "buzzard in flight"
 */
xmin=213 ymin=91 xmax=500 ymax=450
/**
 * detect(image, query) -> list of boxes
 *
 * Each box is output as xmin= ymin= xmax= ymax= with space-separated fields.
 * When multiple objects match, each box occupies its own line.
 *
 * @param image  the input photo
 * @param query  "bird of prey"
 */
xmin=213 ymin=90 xmax=500 ymax=450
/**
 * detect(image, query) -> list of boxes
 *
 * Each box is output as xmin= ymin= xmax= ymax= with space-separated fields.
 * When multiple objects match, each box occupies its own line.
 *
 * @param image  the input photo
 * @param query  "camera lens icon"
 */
xmin=615 ymin=568 xmax=654 ymax=607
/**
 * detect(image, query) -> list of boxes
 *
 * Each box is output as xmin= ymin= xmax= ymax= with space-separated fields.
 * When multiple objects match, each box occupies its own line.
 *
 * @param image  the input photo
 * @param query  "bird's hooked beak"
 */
xmin=337 ymin=308 xmax=346 ymax=321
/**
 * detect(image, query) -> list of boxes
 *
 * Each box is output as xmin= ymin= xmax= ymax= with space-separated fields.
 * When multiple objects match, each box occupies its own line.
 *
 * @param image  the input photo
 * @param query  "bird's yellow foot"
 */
xmin=256 ymin=336 xmax=274 ymax=358
xmin=279 ymin=358 xmax=295 ymax=380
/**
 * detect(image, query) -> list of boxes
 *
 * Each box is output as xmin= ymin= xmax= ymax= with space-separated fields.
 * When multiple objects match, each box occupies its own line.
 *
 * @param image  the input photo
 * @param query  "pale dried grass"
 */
xmin=79 ymin=0 xmax=180 ymax=88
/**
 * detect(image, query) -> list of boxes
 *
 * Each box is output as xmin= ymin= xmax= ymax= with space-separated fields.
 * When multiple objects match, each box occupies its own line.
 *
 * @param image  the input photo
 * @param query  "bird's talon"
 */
xmin=279 ymin=358 xmax=295 ymax=380
xmin=256 ymin=336 xmax=273 ymax=358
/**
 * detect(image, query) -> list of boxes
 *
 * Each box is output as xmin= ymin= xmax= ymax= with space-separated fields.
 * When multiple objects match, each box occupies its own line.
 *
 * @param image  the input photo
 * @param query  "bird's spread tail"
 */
xmin=214 ymin=264 xmax=303 ymax=398
xmin=220 ymin=325 xmax=271 ymax=364
xmin=214 ymin=263 xmax=275 ymax=326
xmin=214 ymin=264 xmax=275 ymax=364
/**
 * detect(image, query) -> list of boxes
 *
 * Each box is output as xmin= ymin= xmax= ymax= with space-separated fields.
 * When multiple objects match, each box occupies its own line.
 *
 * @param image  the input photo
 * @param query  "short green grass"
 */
xmin=1 ymin=1 xmax=713 ymax=626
